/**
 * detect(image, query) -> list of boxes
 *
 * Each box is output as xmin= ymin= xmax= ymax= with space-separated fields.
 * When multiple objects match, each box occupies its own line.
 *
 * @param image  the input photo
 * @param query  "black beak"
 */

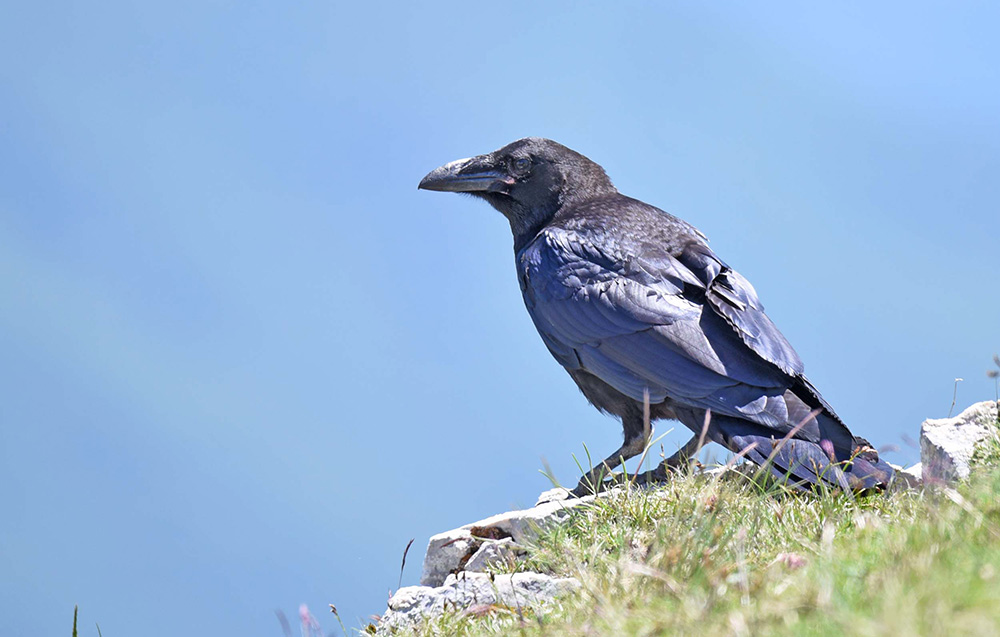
xmin=418 ymin=155 xmax=509 ymax=193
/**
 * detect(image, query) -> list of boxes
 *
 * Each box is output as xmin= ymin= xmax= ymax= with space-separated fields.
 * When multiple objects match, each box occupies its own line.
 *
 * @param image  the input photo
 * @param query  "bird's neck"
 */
xmin=510 ymin=213 xmax=551 ymax=252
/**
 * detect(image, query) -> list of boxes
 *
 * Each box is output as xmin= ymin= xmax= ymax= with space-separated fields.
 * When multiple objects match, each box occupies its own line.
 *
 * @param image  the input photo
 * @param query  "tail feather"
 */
xmin=688 ymin=410 xmax=895 ymax=491
xmin=729 ymin=431 xmax=851 ymax=490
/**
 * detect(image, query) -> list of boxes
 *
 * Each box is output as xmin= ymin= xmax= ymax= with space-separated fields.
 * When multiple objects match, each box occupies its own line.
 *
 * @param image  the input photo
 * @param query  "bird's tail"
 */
xmin=707 ymin=414 xmax=895 ymax=491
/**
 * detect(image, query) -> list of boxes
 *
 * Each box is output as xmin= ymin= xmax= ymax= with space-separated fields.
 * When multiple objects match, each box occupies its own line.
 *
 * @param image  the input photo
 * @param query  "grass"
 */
xmin=970 ymin=398 xmax=1000 ymax=469
xmin=397 ymin=430 xmax=1000 ymax=636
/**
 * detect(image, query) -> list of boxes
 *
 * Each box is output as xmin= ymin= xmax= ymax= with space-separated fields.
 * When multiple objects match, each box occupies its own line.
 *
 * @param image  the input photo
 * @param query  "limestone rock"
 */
xmin=535 ymin=486 xmax=574 ymax=506
xmin=921 ymin=401 xmax=1000 ymax=483
xmin=901 ymin=462 xmax=922 ymax=484
xmin=887 ymin=462 xmax=923 ymax=490
xmin=419 ymin=493 xmax=601 ymax=586
xmin=464 ymin=538 xmax=522 ymax=573
xmin=419 ymin=528 xmax=478 ymax=587
xmin=378 ymin=572 xmax=580 ymax=634
xmin=462 ymin=492 xmax=600 ymax=544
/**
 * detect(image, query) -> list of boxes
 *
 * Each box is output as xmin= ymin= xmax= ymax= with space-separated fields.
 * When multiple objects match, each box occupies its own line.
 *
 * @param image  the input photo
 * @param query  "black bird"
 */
xmin=419 ymin=138 xmax=893 ymax=493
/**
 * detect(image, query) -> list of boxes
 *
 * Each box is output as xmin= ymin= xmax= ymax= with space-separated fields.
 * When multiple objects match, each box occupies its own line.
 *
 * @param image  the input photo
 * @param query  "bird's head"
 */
xmin=419 ymin=137 xmax=616 ymax=246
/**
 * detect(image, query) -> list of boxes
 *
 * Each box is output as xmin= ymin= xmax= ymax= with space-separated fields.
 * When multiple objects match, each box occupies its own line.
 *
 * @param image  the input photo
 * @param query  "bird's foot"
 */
xmin=624 ymin=463 xmax=676 ymax=488
xmin=569 ymin=468 xmax=624 ymax=498
xmin=568 ymin=463 xmax=683 ymax=498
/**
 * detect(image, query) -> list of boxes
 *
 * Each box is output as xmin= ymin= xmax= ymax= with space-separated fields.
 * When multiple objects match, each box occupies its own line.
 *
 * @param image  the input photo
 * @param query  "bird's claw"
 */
xmin=569 ymin=463 xmax=680 ymax=498
xmin=570 ymin=469 xmax=620 ymax=498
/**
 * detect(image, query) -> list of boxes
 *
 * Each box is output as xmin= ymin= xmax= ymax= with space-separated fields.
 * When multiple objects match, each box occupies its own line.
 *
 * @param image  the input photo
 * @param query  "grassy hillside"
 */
xmin=404 ymin=419 xmax=1000 ymax=636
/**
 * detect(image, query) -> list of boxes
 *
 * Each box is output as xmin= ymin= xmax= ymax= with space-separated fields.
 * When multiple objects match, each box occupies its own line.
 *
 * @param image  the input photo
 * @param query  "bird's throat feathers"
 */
xmin=486 ymin=160 xmax=617 ymax=251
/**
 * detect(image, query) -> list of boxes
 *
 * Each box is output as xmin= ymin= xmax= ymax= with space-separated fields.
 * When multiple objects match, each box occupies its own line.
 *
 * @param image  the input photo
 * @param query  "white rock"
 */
xmin=419 ymin=490 xmax=607 ymax=587
xmin=419 ymin=495 xmax=598 ymax=587
xmin=901 ymin=462 xmax=922 ymax=483
xmin=419 ymin=528 xmax=479 ymax=587
xmin=464 ymin=538 xmax=521 ymax=572
xmin=459 ymin=494 xmax=599 ymax=544
xmin=887 ymin=462 xmax=922 ymax=490
xmin=535 ymin=486 xmax=574 ymax=506
xmin=921 ymin=401 xmax=1000 ymax=484
xmin=378 ymin=572 xmax=580 ymax=634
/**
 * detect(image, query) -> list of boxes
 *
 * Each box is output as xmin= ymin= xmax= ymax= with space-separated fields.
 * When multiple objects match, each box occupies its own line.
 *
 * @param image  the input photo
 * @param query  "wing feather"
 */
xmin=520 ymin=228 xmax=799 ymax=428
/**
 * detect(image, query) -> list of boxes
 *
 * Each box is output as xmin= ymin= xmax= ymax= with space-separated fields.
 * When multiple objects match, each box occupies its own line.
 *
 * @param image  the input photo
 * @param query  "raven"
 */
xmin=419 ymin=137 xmax=893 ymax=493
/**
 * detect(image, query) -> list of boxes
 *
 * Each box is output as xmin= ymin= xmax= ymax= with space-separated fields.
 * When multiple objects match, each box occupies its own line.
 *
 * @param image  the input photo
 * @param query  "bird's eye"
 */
xmin=513 ymin=157 xmax=531 ymax=172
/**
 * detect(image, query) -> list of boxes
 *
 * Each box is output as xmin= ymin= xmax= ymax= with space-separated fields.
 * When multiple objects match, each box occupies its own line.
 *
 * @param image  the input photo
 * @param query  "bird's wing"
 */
xmin=674 ymin=241 xmax=804 ymax=378
xmin=675 ymin=241 xmax=852 ymax=420
xmin=519 ymin=227 xmax=805 ymax=430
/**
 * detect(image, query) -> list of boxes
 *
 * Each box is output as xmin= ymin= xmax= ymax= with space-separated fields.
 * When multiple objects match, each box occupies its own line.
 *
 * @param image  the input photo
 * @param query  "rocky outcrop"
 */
xmin=419 ymin=529 xmax=481 ymax=589
xmin=419 ymin=491 xmax=600 ymax=587
xmin=378 ymin=572 xmax=581 ymax=633
xmin=373 ymin=489 xmax=611 ymax=633
xmin=921 ymin=401 xmax=1000 ymax=483
xmin=376 ymin=401 xmax=996 ymax=633
xmin=464 ymin=538 xmax=519 ymax=573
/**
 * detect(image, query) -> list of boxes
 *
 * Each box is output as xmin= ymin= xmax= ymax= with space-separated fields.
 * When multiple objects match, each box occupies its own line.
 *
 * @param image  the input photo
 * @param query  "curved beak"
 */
xmin=418 ymin=155 xmax=508 ymax=193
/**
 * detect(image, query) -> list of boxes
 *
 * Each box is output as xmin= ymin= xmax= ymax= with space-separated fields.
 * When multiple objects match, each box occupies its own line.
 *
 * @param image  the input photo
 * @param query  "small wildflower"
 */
xmin=772 ymin=552 xmax=808 ymax=570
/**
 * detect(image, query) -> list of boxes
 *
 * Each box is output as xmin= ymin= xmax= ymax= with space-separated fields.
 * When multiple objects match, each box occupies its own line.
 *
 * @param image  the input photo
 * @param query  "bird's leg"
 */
xmin=571 ymin=437 xmax=647 ymax=497
xmin=634 ymin=434 xmax=703 ymax=484
xmin=665 ymin=434 xmax=703 ymax=469
xmin=572 ymin=406 xmax=648 ymax=497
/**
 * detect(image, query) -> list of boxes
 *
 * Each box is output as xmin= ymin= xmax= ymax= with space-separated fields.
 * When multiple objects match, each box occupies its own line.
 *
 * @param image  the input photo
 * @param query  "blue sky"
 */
xmin=1 ymin=2 xmax=998 ymax=634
